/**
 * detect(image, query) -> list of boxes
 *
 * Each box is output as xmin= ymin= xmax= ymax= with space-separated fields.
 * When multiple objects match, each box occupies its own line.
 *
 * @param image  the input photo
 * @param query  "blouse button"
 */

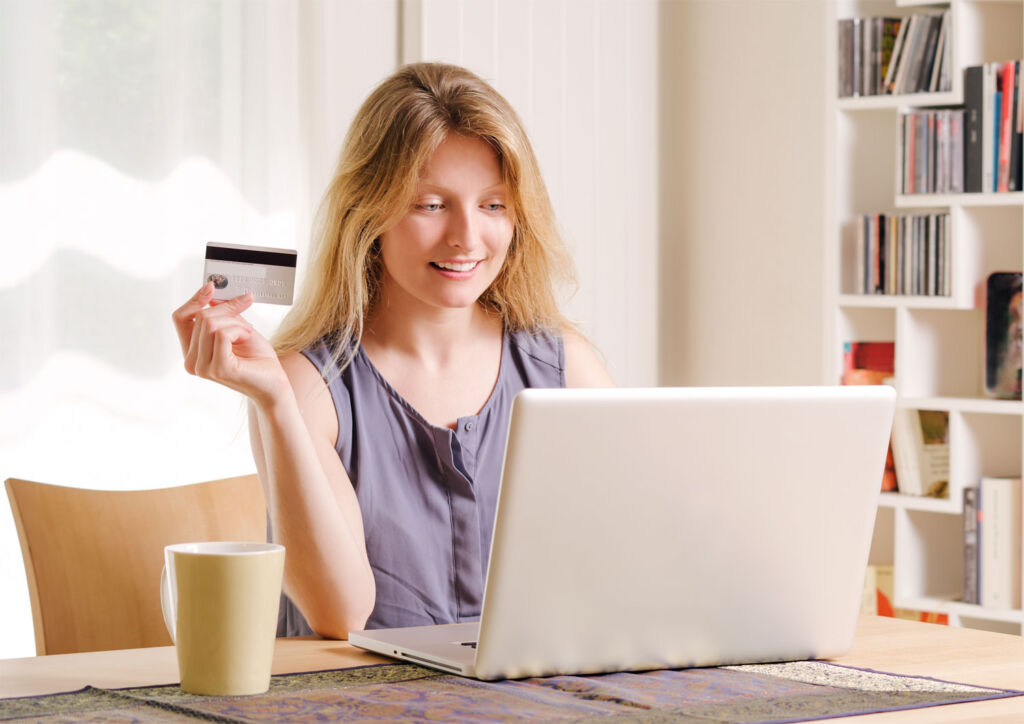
xmin=465 ymin=421 xmax=476 ymax=432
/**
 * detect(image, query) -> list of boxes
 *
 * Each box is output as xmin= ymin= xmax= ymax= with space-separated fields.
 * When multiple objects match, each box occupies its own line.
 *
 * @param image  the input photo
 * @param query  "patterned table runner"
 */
xmin=2 ymin=659 xmax=1021 ymax=723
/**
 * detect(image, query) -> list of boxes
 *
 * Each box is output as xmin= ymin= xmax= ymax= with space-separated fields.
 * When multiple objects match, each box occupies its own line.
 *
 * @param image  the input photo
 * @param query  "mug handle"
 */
xmin=160 ymin=562 xmax=176 ymax=644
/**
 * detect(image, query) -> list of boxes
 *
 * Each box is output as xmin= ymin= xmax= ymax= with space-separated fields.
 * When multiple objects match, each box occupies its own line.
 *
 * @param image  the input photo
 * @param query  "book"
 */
xmin=998 ymin=61 xmax=1015 ymax=192
xmin=984 ymin=272 xmax=1023 ymax=400
xmin=962 ymin=486 xmax=979 ymax=605
xmin=839 ymin=19 xmax=854 ymax=98
xmin=905 ymin=15 xmax=929 ymax=94
xmin=965 ymin=67 xmax=984 ymax=191
xmin=916 ymin=14 xmax=942 ymax=94
xmin=880 ymin=18 xmax=901 ymax=95
xmin=978 ymin=477 xmax=1022 ymax=609
xmin=843 ymin=341 xmax=894 ymax=374
xmin=891 ymin=408 xmax=949 ymax=497
xmin=965 ymin=65 xmax=984 ymax=192
xmin=993 ymin=85 xmax=1002 ymax=192
xmin=929 ymin=12 xmax=948 ymax=93
xmin=1011 ymin=61 xmax=1022 ymax=191
xmin=883 ymin=17 xmax=908 ymax=94
xmin=852 ymin=17 xmax=862 ymax=97
xmin=983 ymin=63 xmax=996 ymax=193
xmin=951 ymin=110 xmax=964 ymax=194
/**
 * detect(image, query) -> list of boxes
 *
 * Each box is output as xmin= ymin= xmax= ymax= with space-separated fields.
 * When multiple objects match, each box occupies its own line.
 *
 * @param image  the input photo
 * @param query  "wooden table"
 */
xmin=2 ymin=616 xmax=1023 ymax=722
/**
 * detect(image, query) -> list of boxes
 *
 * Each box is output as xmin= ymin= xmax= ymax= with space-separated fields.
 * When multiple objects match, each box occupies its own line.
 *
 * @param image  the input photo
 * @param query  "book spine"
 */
xmin=852 ymin=18 xmax=862 ymax=97
xmin=917 ymin=113 xmax=927 ymax=193
xmin=927 ymin=215 xmax=937 ymax=295
xmin=983 ymin=63 xmax=995 ymax=193
xmin=952 ymin=110 xmax=964 ymax=194
xmin=884 ymin=18 xmax=907 ymax=95
xmin=928 ymin=12 xmax=947 ymax=93
xmin=979 ymin=477 xmax=1023 ymax=609
xmin=937 ymin=111 xmax=947 ymax=194
xmin=963 ymin=486 xmax=979 ymax=605
xmin=839 ymin=20 xmax=853 ymax=98
xmin=993 ymin=85 xmax=1002 ymax=192
xmin=862 ymin=17 xmax=873 ymax=96
xmin=916 ymin=14 xmax=941 ymax=94
xmin=895 ymin=16 xmax=922 ymax=95
xmin=939 ymin=11 xmax=952 ymax=91
xmin=998 ymin=61 xmax=1015 ymax=192
xmin=1010 ymin=60 xmax=1022 ymax=191
xmin=877 ymin=214 xmax=886 ymax=293
xmin=965 ymin=66 xmax=983 ymax=193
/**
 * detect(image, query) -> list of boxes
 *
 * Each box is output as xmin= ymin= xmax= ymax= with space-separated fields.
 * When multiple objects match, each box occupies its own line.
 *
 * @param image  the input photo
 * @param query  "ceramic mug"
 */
xmin=161 ymin=541 xmax=285 ymax=696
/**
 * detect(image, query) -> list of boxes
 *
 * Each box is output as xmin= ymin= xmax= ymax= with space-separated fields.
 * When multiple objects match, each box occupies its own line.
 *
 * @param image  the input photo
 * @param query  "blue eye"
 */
xmin=484 ymin=203 xmax=506 ymax=212
xmin=417 ymin=202 xmax=442 ymax=212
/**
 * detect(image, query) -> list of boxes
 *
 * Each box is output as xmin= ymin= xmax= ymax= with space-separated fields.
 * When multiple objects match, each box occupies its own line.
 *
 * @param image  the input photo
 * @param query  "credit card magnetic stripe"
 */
xmin=205 ymin=244 xmax=297 ymax=267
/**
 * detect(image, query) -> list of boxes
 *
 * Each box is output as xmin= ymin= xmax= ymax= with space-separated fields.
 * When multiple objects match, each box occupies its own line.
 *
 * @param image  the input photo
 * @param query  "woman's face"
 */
xmin=377 ymin=133 xmax=513 ymax=314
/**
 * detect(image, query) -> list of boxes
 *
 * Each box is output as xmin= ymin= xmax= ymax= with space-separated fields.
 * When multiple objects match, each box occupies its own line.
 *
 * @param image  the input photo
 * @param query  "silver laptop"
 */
xmin=349 ymin=385 xmax=895 ymax=680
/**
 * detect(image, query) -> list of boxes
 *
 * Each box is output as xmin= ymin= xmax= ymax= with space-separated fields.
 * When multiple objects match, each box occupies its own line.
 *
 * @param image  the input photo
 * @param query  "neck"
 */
xmin=363 ymin=295 xmax=498 ymax=368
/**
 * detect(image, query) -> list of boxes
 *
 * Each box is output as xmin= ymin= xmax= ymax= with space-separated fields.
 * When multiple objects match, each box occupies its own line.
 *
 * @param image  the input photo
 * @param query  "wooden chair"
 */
xmin=5 ymin=474 xmax=267 ymax=655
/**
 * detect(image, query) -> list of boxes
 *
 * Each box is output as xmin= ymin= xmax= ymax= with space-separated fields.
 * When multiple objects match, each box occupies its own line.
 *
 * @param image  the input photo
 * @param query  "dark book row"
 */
xmin=855 ymin=213 xmax=950 ymax=297
xmin=838 ymin=11 xmax=950 ymax=98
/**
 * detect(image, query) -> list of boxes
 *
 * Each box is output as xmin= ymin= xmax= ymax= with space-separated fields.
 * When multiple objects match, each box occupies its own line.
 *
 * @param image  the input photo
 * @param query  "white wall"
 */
xmin=658 ymin=0 xmax=828 ymax=387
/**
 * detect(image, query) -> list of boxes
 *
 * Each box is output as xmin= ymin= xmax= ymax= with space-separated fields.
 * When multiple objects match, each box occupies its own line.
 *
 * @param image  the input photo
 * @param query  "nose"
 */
xmin=446 ymin=204 xmax=480 ymax=252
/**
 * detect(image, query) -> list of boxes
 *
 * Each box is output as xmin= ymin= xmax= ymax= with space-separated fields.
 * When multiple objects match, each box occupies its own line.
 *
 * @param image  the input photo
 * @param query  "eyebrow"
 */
xmin=416 ymin=182 xmax=506 ymax=195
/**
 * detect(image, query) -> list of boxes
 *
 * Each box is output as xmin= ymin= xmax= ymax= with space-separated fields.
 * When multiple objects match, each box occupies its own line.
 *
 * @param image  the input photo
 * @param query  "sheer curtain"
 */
xmin=0 ymin=0 xmax=397 ymax=659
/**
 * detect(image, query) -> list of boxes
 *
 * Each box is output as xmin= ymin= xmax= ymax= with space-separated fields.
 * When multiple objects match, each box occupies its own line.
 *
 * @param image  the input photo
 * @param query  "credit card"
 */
xmin=204 ymin=242 xmax=297 ymax=305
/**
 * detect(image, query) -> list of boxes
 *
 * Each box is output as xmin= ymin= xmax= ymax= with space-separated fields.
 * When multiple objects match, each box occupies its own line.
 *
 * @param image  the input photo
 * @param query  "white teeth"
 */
xmin=434 ymin=261 xmax=478 ymax=272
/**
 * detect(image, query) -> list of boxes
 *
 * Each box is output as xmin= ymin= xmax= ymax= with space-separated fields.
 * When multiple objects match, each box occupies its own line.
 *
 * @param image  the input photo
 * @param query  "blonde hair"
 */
xmin=273 ymin=62 xmax=576 ymax=364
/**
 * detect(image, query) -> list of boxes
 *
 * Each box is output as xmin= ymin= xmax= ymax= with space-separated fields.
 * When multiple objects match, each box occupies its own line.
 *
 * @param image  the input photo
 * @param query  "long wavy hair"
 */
xmin=272 ymin=62 xmax=577 ymax=365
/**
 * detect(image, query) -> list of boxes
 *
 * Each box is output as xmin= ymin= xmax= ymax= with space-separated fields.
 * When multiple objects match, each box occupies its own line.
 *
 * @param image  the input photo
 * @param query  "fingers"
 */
xmin=171 ymin=283 xmax=215 ymax=355
xmin=182 ymin=292 xmax=256 ymax=377
xmin=188 ymin=316 xmax=254 ymax=380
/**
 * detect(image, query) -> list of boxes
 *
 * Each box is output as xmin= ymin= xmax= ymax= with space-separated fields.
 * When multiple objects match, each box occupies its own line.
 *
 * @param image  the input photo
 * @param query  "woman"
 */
xmin=172 ymin=62 xmax=612 ymax=639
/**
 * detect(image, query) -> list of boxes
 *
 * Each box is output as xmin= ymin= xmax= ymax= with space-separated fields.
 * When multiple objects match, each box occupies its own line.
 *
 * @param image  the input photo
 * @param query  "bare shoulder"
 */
xmin=562 ymin=328 xmax=615 ymax=388
xmin=278 ymin=350 xmax=339 ymax=444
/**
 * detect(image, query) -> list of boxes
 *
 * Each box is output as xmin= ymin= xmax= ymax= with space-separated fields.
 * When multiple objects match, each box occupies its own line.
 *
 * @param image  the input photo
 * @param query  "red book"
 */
xmin=998 ymin=60 xmax=1015 ymax=191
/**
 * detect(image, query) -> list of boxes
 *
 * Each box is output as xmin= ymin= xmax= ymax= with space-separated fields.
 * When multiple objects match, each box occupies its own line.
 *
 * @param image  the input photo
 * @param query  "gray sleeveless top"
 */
xmin=276 ymin=328 xmax=565 ymax=636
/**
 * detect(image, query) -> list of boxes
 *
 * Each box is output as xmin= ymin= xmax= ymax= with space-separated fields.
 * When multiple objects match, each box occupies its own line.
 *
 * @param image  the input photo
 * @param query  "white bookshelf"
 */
xmin=828 ymin=0 xmax=1024 ymax=635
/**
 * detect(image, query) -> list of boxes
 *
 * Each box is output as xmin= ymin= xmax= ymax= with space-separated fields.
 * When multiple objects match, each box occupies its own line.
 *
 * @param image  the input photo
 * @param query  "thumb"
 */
xmin=212 ymin=292 xmax=255 ymax=312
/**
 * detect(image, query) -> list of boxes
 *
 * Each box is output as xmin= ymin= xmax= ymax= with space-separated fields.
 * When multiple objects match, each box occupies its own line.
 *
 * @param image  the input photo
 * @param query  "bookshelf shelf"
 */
xmin=897 ymin=596 xmax=1024 ymax=624
xmin=878 ymin=491 xmax=959 ymax=513
xmin=899 ymin=396 xmax=1024 ymax=414
xmin=830 ymin=0 xmax=1024 ymax=636
xmin=895 ymin=192 xmax=1024 ymax=208
xmin=838 ymin=90 xmax=961 ymax=111
xmin=838 ymin=294 xmax=965 ymax=310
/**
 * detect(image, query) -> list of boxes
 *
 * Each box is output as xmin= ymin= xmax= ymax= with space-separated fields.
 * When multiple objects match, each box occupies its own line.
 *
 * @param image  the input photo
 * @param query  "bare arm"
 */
xmin=248 ymin=354 xmax=375 ymax=638
xmin=563 ymin=329 xmax=616 ymax=387
xmin=172 ymin=285 xmax=374 ymax=638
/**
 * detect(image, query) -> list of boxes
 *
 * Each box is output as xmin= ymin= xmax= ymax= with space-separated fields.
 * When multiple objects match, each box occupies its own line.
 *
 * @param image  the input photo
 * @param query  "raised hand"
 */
xmin=171 ymin=283 xmax=290 ymax=406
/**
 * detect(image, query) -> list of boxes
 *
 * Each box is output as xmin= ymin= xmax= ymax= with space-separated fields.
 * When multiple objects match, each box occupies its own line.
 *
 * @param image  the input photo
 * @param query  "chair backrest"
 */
xmin=5 ymin=474 xmax=266 ymax=655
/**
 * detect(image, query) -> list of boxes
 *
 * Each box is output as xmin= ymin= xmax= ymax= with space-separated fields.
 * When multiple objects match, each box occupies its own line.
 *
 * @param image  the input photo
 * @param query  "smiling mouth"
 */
xmin=431 ymin=261 xmax=480 ymax=272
